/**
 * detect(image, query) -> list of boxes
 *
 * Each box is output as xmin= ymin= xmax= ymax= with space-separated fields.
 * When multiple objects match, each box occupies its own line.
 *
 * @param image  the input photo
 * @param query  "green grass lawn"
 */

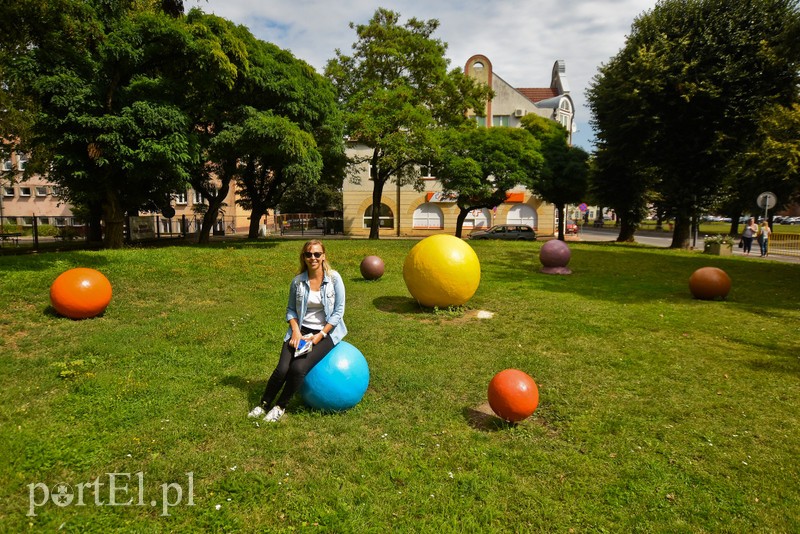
xmin=1 ymin=239 xmax=798 ymax=532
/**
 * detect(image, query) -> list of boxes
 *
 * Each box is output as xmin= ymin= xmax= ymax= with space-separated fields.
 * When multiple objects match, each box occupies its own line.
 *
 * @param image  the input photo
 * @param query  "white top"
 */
xmin=303 ymin=290 xmax=326 ymax=330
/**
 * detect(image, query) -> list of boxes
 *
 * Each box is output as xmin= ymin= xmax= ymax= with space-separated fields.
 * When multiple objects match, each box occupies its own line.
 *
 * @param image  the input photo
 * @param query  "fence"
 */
xmin=1 ymin=215 xmax=88 ymax=251
xmin=0 ymin=212 xmax=345 ymax=251
xmin=768 ymin=232 xmax=800 ymax=257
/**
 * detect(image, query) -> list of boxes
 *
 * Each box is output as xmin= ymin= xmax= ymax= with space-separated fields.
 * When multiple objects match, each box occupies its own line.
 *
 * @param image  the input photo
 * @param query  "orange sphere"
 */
xmin=50 ymin=268 xmax=113 ymax=319
xmin=487 ymin=369 xmax=540 ymax=422
xmin=689 ymin=267 xmax=731 ymax=300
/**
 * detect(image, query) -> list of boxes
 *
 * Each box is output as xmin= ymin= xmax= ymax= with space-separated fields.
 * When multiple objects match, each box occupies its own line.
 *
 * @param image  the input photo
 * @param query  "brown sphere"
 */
xmin=689 ymin=267 xmax=731 ymax=300
xmin=360 ymin=255 xmax=385 ymax=280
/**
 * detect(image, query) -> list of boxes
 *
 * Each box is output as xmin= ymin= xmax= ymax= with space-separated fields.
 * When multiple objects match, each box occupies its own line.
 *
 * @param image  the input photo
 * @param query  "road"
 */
xmin=572 ymin=226 xmax=800 ymax=264
xmin=575 ymin=226 xmax=671 ymax=247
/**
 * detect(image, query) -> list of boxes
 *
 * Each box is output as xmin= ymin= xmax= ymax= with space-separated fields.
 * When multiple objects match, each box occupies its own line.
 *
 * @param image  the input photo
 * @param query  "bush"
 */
xmin=0 ymin=223 xmax=20 ymax=234
xmin=37 ymin=224 xmax=59 ymax=237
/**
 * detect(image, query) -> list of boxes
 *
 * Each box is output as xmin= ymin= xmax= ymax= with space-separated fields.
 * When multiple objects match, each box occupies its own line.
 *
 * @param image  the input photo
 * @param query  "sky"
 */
xmin=196 ymin=0 xmax=658 ymax=152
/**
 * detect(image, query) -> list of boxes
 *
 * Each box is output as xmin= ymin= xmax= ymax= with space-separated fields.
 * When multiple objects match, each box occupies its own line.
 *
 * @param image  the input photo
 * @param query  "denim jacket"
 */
xmin=284 ymin=270 xmax=347 ymax=345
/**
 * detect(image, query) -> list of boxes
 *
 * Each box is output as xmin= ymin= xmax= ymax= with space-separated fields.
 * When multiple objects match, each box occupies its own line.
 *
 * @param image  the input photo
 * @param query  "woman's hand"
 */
xmin=312 ymin=332 xmax=324 ymax=345
xmin=289 ymin=329 xmax=303 ymax=348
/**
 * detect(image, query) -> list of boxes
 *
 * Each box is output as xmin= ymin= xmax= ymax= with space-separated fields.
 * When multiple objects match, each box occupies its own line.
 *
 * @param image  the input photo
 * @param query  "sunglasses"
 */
xmin=303 ymin=251 xmax=323 ymax=259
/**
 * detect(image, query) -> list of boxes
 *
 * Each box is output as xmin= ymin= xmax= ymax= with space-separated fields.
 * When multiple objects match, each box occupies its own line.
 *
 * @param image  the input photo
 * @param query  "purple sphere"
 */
xmin=360 ymin=255 xmax=385 ymax=280
xmin=539 ymin=240 xmax=572 ymax=274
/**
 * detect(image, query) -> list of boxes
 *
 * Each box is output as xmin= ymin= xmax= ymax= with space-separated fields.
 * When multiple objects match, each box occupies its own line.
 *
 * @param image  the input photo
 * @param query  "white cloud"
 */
xmin=196 ymin=0 xmax=657 ymax=150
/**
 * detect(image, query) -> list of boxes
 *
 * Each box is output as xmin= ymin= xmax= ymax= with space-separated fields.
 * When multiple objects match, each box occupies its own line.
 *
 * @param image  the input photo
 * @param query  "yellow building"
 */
xmin=342 ymin=55 xmax=575 ymax=238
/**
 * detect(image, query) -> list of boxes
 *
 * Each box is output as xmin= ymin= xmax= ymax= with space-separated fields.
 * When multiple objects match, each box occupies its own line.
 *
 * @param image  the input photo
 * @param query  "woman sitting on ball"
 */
xmin=248 ymin=239 xmax=347 ymax=422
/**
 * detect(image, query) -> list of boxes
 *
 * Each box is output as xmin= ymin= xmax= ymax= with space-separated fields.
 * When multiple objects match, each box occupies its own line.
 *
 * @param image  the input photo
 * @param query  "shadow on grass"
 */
xmin=463 ymin=405 xmax=510 ymax=433
xmin=372 ymin=295 xmax=425 ymax=315
xmin=0 ymin=250 xmax=112 ymax=273
xmin=220 ymin=375 xmax=266 ymax=407
xmin=478 ymin=241 xmax=800 ymax=313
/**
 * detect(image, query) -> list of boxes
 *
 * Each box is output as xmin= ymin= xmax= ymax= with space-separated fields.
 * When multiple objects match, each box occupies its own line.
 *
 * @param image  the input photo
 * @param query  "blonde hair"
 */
xmin=297 ymin=239 xmax=331 ymax=275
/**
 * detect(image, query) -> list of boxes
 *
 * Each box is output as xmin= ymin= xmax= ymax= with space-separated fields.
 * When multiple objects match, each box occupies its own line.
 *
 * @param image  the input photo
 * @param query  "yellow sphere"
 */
xmin=403 ymin=235 xmax=481 ymax=308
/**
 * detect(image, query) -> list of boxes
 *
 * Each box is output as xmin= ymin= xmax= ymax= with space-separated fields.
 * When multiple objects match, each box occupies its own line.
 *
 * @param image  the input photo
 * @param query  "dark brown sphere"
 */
xmin=689 ymin=267 xmax=731 ymax=300
xmin=360 ymin=255 xmax=385 ymax=280
xmin=540 ymin=239 xmax=571 ymax=268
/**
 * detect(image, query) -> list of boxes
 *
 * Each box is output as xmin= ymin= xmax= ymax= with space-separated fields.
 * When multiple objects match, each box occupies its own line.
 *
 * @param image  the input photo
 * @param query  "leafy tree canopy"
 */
xmin=521 ymin=114 xmax=589 ymax=240
xmin=588 ymin=0 xmax=800 ymax=247
xmin=325 ymin=8 xmax=491 ymax=238
xmin=435 ymin=126 xmax=542 ymax=238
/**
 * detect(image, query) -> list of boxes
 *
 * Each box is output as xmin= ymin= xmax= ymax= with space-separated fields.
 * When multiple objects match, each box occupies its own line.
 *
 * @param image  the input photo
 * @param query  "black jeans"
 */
xmin=743 ymin=236 xmax=754 ymax=253
xmin=259 ymin=327 xmax=334 ymax=409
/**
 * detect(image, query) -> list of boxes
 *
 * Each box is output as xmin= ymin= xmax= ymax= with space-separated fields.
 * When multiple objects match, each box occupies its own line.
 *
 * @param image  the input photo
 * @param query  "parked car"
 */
xmin=565 ymin=220 xmax=578 ymax=235
xmin=469 ymin=224 xmax=536 ymax=241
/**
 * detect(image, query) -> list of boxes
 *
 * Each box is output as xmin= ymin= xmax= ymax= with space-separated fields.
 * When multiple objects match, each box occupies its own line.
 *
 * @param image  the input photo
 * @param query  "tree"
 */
xmin=326 ymin=8 xmax=490 ymax=239
xmin=587 ymin=0 xmax=800 ymax=248
xmin=183 ymin=11 xmax=344 ymax=243
xmin=435 ymin=127 xmax=542 ymax=238
xmin=724 ymin=103 xmax=800 ymax=229
xmin=212 ymin=108 xmax=323 ymax=238
xmin=25 ymin=8 xmax=213 ymax=247
xmin=521 ymin=114 xmax=589 ymax=241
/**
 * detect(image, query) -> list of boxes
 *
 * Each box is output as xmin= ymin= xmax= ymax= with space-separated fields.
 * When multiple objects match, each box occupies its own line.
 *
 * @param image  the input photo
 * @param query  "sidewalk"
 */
xmin=577 ymin=227 xmax=799 ymax=265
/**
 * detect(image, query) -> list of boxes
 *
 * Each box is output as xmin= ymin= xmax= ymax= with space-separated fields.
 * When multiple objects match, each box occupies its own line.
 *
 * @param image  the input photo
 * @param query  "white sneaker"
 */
xmin=247 ymin=405 xmax=265 ymax=418
xmin=263 ymin=406 xmax=285 ymax=422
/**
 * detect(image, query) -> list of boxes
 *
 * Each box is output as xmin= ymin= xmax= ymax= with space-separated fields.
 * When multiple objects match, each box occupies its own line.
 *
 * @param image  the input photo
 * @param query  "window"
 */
xmin=52 ymin=187 xmax=64 ymax=199
xmin=38 ymin=217 xmax=49 ymax=226
xmin=2 ymin=160 xmax=12 ymax=171
xmin=19 ymin=187 xmax=31 ymax=197
xmin=21 ymin=217 xmax=33 ymax=226
xmin=412 ymin=204 xmax=443 ymax=229
xmin=506 ymin=204 xmax=537 ymax=228
xmin=193 ymin=190 xmax=205 ymax=204
xmin=35 ymin=186 xmax=48 ymax=197
xmin=420 ymin=163 xmax=436 ymax=178
xmin=5 ymin=216 xmax=17 ymax=225
xmin=492 ymin=115 xmax=509 ymax=127
xmin=16 ymin=153 xmax=28 ymax=171
xmin=174 ymin=191 xmax=187 ymax=205
xmin=464 ymin=208 xmax=490 ymax=229
xmin=473 ymin=116 xmax=486 ymax=127
xmin=2 ymin=187 xmax=13 ymax=197
xmin=363 ymin=203 xmax=394 ymax=229
xmin=54 ymin=217 xmax=66 ymax=226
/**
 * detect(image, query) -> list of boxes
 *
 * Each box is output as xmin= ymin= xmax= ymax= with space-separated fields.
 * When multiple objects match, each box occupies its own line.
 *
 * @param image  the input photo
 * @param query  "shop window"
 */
xmin=412 ymin=204 xmax=443 ymax=229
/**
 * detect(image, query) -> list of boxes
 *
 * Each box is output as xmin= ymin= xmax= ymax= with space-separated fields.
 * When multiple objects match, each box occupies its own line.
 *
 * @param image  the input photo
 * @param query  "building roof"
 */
xmin=516 ymin=88 xmax=559 ymax=103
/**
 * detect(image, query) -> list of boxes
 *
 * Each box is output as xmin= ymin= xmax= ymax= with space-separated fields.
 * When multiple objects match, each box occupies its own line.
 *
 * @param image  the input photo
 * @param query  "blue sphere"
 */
xmin=301 ymin=341 xmax=369 ymax=412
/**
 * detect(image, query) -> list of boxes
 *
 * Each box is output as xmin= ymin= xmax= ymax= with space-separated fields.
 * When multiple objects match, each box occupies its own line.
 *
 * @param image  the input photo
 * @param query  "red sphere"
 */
xmin=487 ymin=369 xmax=540 ymax=422
xmin=360 ymin=255 xmax=385 ymax=280
xmin=689 ymin=267 xmax=731 ymax=300
xmin=50 ymin=268 xmax=113 ymax=319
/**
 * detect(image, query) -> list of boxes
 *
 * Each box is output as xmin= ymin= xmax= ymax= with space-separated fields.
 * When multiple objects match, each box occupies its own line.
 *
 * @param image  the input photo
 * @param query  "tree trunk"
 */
xmin=86 ymin=200 xmax=104 ymax=243
xmin=198 ymin=206 xmax=218 ymax=244
xmin=555 ymin=202 xmax=565 ymax=240
xmin=197 ymin=179 xmax=231 ymax=244
xmin=728 ymin=208 xmax=742 ymax=236
xmin=670 ymin=214 xmax=692 ymax=249
xmin=455 ymin=207 xmax=468 ymax=238
xmin=102 ymin=189 xmax=125 ymax=249
xmin=369 ymin=178 xmax=386 ymax=240
xmin=616 ymin=217 xmax=637 ymax=242
xmin=248 ymin=204 xmax=268 ymax=239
